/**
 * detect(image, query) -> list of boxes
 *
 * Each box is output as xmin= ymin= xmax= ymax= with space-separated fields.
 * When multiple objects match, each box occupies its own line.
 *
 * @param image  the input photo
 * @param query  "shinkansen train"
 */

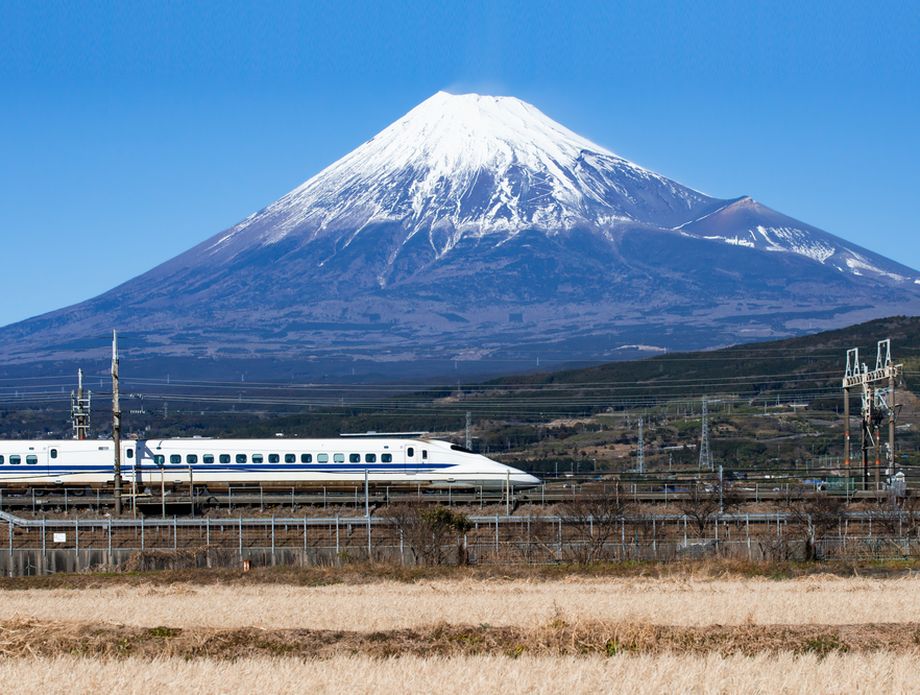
xmin=0 ymin=436 xmax=541 ymax=491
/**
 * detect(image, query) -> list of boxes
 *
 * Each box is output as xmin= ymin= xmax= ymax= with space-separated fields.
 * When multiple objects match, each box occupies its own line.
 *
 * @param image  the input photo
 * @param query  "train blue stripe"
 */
xmin=3 ymin=463 xmax=456 ymax=475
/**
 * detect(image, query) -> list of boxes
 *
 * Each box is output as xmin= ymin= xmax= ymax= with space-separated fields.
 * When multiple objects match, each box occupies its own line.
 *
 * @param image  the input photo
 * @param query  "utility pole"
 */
xmin=699 ymin=397 xmax=713 ymax=471
xmin=465 ymin=411 xmax=472 ymax=450
xmin=112 ymin=330 xmax=123 ymax=516
xmin=637 ymin=416 xmax=645 ymax=474
xmin=718 ymin=464 xmax=724 ymax=515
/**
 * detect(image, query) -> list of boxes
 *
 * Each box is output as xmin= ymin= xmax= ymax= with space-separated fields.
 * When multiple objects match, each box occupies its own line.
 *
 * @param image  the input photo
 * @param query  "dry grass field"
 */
xmin=2 ymin=575 xmax=920 ymax=630
xmin=2 ymin=653 xmax=920 ymax=694
xmin=3 ymin=571 xmax=920 ymax=693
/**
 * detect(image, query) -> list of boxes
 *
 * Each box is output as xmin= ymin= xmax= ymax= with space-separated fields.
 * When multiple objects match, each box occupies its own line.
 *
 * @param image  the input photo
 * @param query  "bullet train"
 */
xmin=0 ymin=436 xmax=541 ymax=491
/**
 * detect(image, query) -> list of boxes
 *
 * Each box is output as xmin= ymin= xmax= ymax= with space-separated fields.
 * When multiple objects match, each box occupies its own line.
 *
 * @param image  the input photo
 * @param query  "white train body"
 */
xmin=0 ymin=437 xmax=540 ymax=491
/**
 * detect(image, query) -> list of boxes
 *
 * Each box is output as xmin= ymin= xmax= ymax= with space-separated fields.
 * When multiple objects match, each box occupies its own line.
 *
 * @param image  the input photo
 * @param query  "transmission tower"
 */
xmin=637 ymin=416 xmax=645 ymax=474
xmin=465 ymin=411 xmax=472 ymax=450
xmin=699 ymin=397 xmax=713 ymax=471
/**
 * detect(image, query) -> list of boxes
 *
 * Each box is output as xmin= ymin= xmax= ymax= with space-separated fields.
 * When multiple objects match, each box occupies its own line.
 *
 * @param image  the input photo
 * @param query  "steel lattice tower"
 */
xmin=843 ymin=339 xmax=902 ymax=490
xmin=70 ymin=368 xmax=92 ymax=440
xmin=699 ymin=397 xmax=713 ymax=471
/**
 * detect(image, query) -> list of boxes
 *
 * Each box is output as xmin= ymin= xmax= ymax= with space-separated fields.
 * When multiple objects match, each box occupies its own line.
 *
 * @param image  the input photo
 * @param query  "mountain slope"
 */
xmin=678 ymin=196 xmax=916 ymax=283
xmin=0 ymin=92 xmax=917 ymax=379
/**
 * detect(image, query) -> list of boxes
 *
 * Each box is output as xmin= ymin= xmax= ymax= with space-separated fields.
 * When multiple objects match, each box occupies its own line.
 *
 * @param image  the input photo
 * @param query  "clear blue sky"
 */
xmin=1 ymin=0 xmax=917 ymax=327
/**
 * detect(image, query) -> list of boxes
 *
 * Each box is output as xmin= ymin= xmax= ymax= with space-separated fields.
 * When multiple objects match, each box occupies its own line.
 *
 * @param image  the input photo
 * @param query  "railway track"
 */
xmin=0 ymin=481 xmax=904 ymax=513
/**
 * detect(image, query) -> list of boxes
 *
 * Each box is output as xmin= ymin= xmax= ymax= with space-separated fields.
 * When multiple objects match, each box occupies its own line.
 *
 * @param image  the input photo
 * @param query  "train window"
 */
xmin=422 ymin=450 xmax=428 ymax=460
xmin=252 ymin=454 xmax=264 ymax=464
xmin=236 ymin=454 xmax=247 ymax=464
xmin=51 ymin=449 xmax=58 ymax=459
xmin=349 ymin=453 xmax=360 ymax=463
xmin=170 ymin=455 xmax=181 ymax=464
xmin=0 ymin=455 xmax=4 ymax=464
xmin=317 ymin=453 xmax=329 ymax=463
xmin=154 ymin=455 xmax=165 ymax=465
xmin=10 ymin=455 xmax=20 ymax=465
xmin=381 ymin=453 xmax=392 ymax=463
xmin=126 ymin=449 xmax=133 ymax=459
xmin=334 ymin=453 xmax=345 ymax=463
xmin=269 ymin=454 xmax=280 ymax=464
xmin=365 ymin=453 xmax=376 ymax=463
xmin=407 ymin=447 xmax=414 ymax=457
xmin=285 ymin=454 xmax=295 ymax=463
xmin=301 ymin=453 xmax=313 ymax=463
xmin=450 ymin=445 xmax=472 ymax=453
xmin=219 ymin=454 xmax=230 ymax=464
xmin=26 ymin=455 xmax=38 ymax=465
xmin=203 ymin=454 xmax=215 ymax=464
xmin=187 ymin=455 xmax=198 ymax=464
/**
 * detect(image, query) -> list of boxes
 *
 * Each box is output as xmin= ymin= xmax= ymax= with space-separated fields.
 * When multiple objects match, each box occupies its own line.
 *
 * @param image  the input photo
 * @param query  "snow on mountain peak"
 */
xmin=214 ymin=92 xmax=715 ymax=251
xmin=372 ymin=91 xmax=616 ymax=177
xmin=196 ymin=92 xmax=917 ymax=287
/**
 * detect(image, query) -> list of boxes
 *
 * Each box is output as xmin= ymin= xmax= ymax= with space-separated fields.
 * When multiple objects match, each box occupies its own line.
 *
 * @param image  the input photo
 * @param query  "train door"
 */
xmin=125 ymin=441 xmax=140 ymax=487
xmin=38 ymin=444 xmax=53 ymax=479
xmin=403 ymin=443 xmax=417 ymax=475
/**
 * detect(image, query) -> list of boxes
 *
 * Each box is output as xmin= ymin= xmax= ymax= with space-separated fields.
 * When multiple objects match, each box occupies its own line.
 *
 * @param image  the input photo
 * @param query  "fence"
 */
xmin=2 ymin=508 xmax=918 ymax=576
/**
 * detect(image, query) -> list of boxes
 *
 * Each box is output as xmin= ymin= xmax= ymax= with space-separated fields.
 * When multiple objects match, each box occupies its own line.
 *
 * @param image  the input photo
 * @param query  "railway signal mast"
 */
xmin=842 ymin=339 xmax=902 ymax=491
xmin=70 ymin=368 xmax=91 ymax=440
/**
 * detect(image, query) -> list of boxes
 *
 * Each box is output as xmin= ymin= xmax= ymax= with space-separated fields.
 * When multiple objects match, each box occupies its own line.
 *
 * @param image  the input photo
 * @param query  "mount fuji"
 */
xmin=2 ymin=92 xmax=918 ymax=379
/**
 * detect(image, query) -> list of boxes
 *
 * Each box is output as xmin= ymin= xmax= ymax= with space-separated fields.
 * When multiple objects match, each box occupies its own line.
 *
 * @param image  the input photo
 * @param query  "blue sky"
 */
xmin=1 ymin=0 xmax=917 ymax=327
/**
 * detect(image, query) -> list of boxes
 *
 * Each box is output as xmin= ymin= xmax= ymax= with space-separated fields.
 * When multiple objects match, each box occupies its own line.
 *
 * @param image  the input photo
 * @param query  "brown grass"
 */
xmin=3 ymin=575 xmax=920 ymax=630
xmin=2 ymin=653 xmax=920 ymax=694
xmin=4 ymin=571 xmax=920 ymax=692
xmin=1 ymin=619 xmax=919 ymax=659
xmin=4 ymin=558 xmax=920 ymax=591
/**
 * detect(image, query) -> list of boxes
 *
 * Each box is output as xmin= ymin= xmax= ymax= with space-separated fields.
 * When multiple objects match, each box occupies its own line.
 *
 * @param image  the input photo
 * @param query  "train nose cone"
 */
xmin=512 ymin=473 xmax=542 ymax=489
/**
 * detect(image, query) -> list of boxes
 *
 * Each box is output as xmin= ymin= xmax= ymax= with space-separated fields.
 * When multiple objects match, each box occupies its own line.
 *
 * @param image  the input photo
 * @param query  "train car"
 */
xmin=0 ymin=437 xmax=540 ymax=491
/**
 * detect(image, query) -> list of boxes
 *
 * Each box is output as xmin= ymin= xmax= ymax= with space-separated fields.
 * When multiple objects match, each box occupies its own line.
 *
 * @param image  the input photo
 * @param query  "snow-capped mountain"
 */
xmin=0 ymin=92 xmax=917 ymax=380
xmin=212 ymin=92 xmax=717 ymax=253
xmin=185 ymin=92 xmax=915 ymax=290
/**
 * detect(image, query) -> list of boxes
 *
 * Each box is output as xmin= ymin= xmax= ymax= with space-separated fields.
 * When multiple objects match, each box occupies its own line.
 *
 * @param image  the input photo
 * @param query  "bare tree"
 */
xmin=382 ymin=504 xmax=473 ymax=566
xmin=873 ymin=492 xmax=920 ymax=555
xmin=675 ymin=478 xmax=740 ymax=538
xmin=783 ymin=491 xmax=847 ymax=561
xmin=560 ymin=485 xmax=631 ymax=563
xmin=507 ymin=515 xmax=560 ymax=564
